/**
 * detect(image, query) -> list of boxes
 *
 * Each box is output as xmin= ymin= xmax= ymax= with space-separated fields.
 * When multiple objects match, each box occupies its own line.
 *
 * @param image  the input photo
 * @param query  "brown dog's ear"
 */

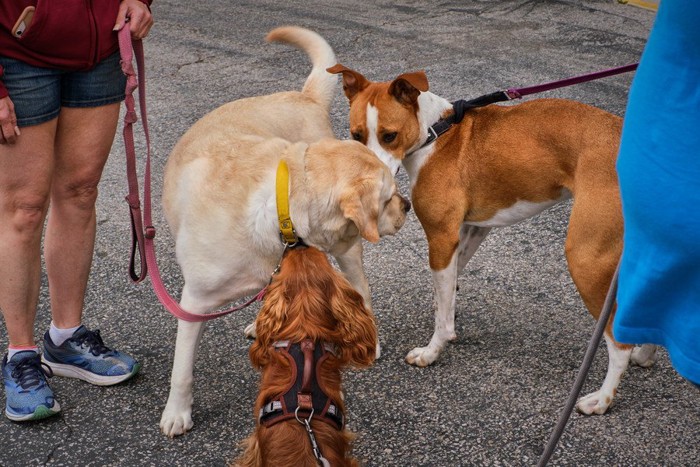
xmin=327 ymin=64 xmax=370 ymax=102
xmin=329 ymin=277 xmax=378 ymax=368
xmin=388 ymin=71 xmax=429 ymax=106
xmin=340 ymin=183 xmax=380 ymax=243
xmin=248 ymin=285 xmax=288 ymax=369
xmin=248 ymin=337 xmax=269 ymax=370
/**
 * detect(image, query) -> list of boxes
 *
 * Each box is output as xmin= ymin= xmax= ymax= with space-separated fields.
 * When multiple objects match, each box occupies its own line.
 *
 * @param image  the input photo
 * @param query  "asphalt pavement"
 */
xmin=2 ymin=1 xmax=698 ymax=466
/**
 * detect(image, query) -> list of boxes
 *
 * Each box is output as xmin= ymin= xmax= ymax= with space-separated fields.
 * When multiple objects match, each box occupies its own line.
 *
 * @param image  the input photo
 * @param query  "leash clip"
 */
xmin=279 ymin=229 xmax=299 ymax=247
xmin=279 ymin=230 xmax=308 ymax=250
xmin=295 ymin=408 xmax=330 ymax=467
xmin=269 ymin=244 xmax=289 ymax=279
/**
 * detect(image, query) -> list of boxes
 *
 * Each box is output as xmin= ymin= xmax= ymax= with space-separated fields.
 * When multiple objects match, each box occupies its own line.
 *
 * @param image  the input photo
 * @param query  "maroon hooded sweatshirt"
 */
xmin=0 ymin=0 xmax=152 ymax=99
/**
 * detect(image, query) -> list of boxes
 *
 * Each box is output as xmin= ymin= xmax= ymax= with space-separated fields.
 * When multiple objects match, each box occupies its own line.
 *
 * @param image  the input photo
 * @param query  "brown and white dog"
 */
xmin=158 ymin=28 xmax=409 ymax=437
xmin=327 ymin=64 xmax=657 ymax=415
xmin=235 ymin=246 xmax=376 ymax=467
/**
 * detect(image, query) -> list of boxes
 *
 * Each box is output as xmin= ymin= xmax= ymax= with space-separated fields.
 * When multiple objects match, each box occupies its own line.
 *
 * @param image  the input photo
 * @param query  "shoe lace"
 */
xmin=73 ymin=329 xmax=112 ymax=357
xmin=11 ymin=356 xmax=54 ymax=390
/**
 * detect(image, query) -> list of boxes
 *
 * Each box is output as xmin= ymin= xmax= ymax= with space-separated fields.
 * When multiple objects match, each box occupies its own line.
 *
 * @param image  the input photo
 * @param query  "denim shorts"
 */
xmin=0 ymin=52 xmax=126 ymax=127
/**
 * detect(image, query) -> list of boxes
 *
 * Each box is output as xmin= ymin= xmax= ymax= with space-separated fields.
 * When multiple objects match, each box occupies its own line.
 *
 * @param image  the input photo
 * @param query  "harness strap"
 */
xmin=299 ymin=340 xmax=315 ymax=410
xmin=259 ymin=399 xmax=343 ymax=424
xmin=259 ymin=340 xmax=344 ymax=430
xmin=118 ymin=24 xmax=266 ymax=322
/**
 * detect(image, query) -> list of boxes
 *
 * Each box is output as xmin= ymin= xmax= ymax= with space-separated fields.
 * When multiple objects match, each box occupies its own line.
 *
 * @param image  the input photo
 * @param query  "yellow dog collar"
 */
xmin=276 ymin=160 xmax=302 ymax=246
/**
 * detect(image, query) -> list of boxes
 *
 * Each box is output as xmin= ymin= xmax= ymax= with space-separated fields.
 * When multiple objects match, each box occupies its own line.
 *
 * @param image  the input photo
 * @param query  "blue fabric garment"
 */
xmin=614 ymin=0 xmax=700 ymax=385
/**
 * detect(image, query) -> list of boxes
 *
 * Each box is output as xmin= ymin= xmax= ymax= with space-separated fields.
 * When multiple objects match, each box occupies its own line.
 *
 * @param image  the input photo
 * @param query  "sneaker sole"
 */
xmin=41 ymin=358 xmax=142 ymax=386
xmin=6 ymin=401 xmax=61 ymax=422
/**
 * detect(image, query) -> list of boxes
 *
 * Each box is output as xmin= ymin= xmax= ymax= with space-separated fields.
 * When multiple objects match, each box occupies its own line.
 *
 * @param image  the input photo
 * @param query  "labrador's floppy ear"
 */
xmin=388 ymin=71 xmax=429 ymax=106
xmin=340 ymin=180 xmax=381 ymax=243
xmin=327 ymin=64 xmax=370 ymax=102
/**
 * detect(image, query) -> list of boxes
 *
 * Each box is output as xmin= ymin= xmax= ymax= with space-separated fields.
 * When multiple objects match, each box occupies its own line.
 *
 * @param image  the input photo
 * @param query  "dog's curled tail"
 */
xmin=266 ymin=26 xmax=337 ymax=111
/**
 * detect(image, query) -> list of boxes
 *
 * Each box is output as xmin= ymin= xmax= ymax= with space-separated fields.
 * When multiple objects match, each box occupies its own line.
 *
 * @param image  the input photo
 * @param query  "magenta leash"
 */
xmin=117 ymin=24 xmax=266 ymax=322
xmin=422 ymin=62 xmax=638 ymax=148
xmin=506 ymin=63 xmax=638 ymax=99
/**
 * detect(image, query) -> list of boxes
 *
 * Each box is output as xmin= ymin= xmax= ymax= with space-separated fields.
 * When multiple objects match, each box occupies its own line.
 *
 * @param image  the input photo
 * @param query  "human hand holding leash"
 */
xmin=113 ymin=0 xmax=153 ymax=40
xmin=0 ymin=96 xmax=20 ymax=145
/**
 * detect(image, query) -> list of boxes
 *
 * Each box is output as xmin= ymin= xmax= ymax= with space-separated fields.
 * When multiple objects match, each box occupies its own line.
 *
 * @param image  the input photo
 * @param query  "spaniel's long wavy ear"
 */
xmin=328 ymin=273 xmax=378 ymax=368
xmin=249 ymin=281 xmax=288 ymax=369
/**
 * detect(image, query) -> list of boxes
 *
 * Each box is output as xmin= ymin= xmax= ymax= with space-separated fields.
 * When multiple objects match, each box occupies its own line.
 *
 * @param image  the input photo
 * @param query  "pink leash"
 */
xmin=117 ymin=24 xmax=266 ymax=322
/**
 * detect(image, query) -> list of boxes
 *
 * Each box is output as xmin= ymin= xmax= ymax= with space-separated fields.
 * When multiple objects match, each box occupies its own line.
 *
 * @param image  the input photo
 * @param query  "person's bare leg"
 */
xmin=0 ymin=121 xmax=58 ymax=347
xmin=45 ymin=104 xmax=120 ymax=328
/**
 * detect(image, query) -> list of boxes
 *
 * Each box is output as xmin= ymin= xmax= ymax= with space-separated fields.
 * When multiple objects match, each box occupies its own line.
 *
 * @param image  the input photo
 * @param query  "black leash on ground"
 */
xmin=537 ymin=261 xmax=620 ymax=466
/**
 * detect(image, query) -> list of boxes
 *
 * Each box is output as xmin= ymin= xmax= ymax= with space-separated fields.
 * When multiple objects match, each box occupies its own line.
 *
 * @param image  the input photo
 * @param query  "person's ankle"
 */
xmin=49 ymin=321 xmax=82 ymax=347
xmin=7 ymin=345 xmax=39 ymax=360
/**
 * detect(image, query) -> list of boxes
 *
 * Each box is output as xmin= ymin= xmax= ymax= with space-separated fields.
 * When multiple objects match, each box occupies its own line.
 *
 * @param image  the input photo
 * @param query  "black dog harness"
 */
xmin=259 ymin=340 xmax=344 ymax=430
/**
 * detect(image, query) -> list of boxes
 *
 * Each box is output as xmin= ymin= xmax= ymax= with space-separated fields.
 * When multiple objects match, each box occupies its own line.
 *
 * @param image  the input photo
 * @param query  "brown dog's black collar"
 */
xmin=418 ymin=91 xmax=513 ymax=151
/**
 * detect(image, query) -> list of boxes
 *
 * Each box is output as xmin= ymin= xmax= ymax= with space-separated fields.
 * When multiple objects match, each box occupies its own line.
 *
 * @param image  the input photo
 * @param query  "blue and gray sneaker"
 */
xmin=42 ymin=326 xmax=141 ymax=386
xmin=2 ymin=351 xmax=61 ymax=421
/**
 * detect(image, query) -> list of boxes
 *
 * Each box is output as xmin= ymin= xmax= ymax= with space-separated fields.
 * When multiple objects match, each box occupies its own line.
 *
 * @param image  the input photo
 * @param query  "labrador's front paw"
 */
xmin=160 ymin=400 xmax=194 ymax=437
xmin=405 ymin=345 xmax=440 ymax=367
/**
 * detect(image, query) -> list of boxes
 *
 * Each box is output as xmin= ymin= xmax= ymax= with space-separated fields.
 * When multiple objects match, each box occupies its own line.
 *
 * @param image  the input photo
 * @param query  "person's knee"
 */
xmin=1 ymin=192 xmax=50 ymax=235
xmin=52 ymin=175 xmax=101 ymax=211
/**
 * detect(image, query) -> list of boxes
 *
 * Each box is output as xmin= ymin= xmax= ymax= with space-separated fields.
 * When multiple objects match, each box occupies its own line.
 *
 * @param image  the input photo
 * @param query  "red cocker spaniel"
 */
xmin=235 ymin=246 xmax=377 ymax=467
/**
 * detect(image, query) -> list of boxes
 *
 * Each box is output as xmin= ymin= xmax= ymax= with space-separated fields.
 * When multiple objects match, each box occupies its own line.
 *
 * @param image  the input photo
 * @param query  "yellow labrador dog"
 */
xmin=159 ymin=26 xmax=410 ymax=437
